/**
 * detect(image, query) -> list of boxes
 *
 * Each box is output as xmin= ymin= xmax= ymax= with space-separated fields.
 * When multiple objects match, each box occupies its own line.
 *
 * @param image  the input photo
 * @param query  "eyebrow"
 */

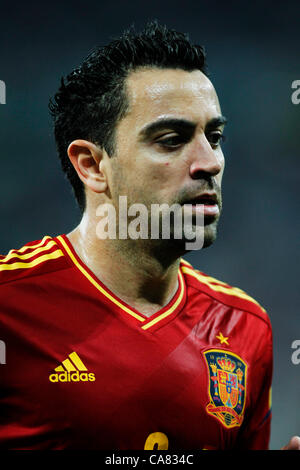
xmin=138 ymin=115 xmax=227 ymax=140
xmin=205 ymin=115 xmax=227 ymax=131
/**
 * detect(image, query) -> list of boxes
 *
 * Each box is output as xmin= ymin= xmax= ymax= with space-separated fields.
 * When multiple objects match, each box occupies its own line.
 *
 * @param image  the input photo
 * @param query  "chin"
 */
xmin=152 ymin=218 xmax=219 ymax=260
xmin=202 ymin=221 xmax=218 ymax=248
xmin=181 ymin=220 xmax=218 ymax=252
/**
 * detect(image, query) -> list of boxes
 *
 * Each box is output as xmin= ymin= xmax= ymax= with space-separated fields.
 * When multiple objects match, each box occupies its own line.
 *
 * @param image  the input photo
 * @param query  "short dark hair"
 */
xmin=49 ymin=21 xmax=207 ymax=213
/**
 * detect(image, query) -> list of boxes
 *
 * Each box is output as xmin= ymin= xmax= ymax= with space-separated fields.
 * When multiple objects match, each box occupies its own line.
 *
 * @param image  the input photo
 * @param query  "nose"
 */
xmin=189 ymin=134 xmax=223 ymax=180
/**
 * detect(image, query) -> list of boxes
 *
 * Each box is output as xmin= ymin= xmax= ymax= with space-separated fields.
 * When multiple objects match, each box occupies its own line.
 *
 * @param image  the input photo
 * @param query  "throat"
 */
xmin=118 ymin=278 xmax=180 ymax=318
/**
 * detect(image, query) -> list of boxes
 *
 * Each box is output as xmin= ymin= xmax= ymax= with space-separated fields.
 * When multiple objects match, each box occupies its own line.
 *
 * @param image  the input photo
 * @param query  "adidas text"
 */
xmin=49 ymin=371 xmax=96 ymax=382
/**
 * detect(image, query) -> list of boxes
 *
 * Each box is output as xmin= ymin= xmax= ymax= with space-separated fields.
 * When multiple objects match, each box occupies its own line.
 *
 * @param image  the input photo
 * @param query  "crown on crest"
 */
xmin=217 ymin=356 xmax=236 ymax=372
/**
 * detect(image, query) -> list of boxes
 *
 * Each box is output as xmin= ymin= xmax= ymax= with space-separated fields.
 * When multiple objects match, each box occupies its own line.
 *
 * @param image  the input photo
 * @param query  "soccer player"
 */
xmin=0 ymin=22 xmax=299 ymax=450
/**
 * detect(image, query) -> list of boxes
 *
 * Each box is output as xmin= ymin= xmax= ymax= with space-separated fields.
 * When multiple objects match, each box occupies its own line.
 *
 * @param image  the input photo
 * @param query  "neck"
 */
xmin=67 ymin=212 xmax=182 ymax=317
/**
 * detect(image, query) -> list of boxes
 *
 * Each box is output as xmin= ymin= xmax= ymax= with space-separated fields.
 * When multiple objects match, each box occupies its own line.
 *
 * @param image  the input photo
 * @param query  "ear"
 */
xmin=67 ymin=139 xmax=108 ymax=193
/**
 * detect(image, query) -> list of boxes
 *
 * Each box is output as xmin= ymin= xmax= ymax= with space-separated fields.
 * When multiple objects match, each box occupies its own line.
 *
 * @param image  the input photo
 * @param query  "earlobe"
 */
xmin=67 ymin=139 xmax=108 ymax=193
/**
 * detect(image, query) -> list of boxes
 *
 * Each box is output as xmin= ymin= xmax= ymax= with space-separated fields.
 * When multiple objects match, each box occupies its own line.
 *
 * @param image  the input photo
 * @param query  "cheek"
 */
xmin=220 ymin=155 xmax=225 ymax=179
xmin=215 ymin=150 xmax=225 ymax=181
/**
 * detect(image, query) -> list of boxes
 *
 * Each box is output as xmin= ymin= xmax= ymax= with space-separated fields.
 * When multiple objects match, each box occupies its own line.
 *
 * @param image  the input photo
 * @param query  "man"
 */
xmin=0 ymin=21 xmax=298 ymax=450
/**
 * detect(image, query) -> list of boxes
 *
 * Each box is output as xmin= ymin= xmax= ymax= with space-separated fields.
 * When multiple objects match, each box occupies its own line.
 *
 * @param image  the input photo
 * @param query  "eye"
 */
xmin=155 ymin=134 xmax=188 ymax=150
xmin=206 ymin=131 xmax=226 ymax=148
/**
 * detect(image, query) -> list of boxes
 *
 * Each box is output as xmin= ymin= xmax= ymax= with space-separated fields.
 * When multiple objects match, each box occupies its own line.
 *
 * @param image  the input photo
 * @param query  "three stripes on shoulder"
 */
xmin=0 ymin=236 xmax=64 ymax=272
xmin=180 ymin=259 xmax=267 ymax=314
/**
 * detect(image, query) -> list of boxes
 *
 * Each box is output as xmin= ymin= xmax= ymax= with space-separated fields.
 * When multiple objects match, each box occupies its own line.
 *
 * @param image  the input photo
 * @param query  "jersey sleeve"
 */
xmin=234 ymin=317 xmax=273 ymax=449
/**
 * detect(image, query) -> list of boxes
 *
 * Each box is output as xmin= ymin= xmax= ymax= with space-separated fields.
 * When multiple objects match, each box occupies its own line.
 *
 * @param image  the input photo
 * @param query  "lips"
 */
xmin=183 ymin=193 xmax=218 ymax=206
xmin=182 ymin=192 xmax=220 ymax=218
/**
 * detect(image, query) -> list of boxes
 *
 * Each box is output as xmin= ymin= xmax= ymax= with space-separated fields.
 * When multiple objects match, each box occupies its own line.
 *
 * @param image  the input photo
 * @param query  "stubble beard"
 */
xmin=109 ymin=165 xmax=222 ymax=262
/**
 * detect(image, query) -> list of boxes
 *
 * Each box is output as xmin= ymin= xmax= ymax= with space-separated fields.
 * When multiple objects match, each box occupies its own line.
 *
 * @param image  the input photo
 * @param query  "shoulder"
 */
xmin=0 ymin=235 xmax=70 ymax=286
xmin=180 ymin=258 xmax=271 ymax=328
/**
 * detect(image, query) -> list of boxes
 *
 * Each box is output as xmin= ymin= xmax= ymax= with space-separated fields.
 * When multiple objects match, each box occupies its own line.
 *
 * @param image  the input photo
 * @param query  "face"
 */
xmin=107 ymin=67 xmax=226 ymax=252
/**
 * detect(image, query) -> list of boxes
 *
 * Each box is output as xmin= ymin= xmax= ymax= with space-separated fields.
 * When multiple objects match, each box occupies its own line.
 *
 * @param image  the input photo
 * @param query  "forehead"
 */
xmin=124 ymin=67 xmax=221 ymax=128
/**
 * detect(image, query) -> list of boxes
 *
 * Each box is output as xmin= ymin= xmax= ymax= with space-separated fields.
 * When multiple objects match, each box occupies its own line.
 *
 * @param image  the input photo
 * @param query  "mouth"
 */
xmin=182 ymin=193 xmax=220 ymax=218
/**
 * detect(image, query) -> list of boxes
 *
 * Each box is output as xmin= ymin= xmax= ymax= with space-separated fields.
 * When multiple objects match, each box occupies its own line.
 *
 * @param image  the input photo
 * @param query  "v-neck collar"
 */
xmin=55 ymin=234 xmax=187 ymax=332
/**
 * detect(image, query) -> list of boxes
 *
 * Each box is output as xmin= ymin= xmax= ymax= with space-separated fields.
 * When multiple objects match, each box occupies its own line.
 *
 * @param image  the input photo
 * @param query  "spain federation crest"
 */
xmin=203 ymin=349 xmax=247 ymax=429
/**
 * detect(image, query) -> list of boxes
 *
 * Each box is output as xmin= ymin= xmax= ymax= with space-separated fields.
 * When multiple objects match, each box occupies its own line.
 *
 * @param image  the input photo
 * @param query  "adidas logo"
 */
xmin=49 ymin=351 xmax=95 ymax=383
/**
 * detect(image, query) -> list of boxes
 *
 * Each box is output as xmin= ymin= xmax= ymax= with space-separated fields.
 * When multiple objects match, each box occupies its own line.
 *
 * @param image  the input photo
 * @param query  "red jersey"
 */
xmin=0 ymin=234 xmax=272 ymax=450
